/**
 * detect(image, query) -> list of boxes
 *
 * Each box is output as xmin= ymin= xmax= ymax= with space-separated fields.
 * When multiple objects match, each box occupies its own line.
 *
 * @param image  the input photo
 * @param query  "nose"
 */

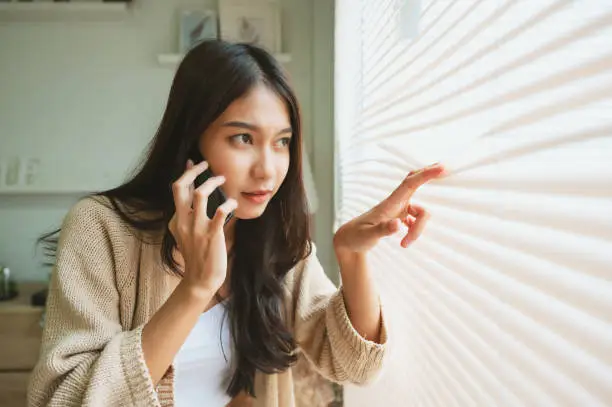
xmin=252 ymin=147 xmax=275 ymax=181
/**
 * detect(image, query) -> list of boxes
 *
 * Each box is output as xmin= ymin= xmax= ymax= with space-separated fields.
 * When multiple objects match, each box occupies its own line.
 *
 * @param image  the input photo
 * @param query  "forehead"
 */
xmin=216 ymin=84 xmax=290 ymax=129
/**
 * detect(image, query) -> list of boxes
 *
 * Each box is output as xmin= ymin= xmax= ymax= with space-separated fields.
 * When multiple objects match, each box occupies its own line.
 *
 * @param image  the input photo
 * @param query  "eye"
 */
xmin=231 ymin=133 xmax=252 ymax=145
xmin=276 ymin=137 xmax=292 ymax=147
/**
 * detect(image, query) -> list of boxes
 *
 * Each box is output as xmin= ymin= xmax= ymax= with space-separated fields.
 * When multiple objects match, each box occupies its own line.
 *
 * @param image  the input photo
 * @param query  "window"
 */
xmin=335 ymin=1 xmax=612 ymax=406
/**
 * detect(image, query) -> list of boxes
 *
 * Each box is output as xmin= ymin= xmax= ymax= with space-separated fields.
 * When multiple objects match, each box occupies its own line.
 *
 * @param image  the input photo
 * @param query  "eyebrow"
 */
xmin=222 ymin=121 xmax=292 ymax=135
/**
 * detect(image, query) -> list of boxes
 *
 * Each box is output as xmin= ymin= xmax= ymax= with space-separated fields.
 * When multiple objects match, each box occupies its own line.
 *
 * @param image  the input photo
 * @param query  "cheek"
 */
xmin=209 ymin=156 xmax=247 ymax=196
xmin=277 ymin=155 xmax=291 ymax=183
xmin=225 ymin=168 xmax=248 ymax=197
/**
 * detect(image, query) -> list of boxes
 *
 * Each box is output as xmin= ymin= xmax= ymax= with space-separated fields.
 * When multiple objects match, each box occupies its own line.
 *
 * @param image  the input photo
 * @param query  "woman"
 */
xmin=27 ymin=40 xmax=445 ymax=407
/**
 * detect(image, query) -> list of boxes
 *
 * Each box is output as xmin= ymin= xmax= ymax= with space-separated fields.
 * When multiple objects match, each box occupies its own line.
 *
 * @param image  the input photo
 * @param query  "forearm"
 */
xmin=142 ymin=281 xmax=213 ymax=386
xmin=335 ymin=248 xmax=383 ymax=344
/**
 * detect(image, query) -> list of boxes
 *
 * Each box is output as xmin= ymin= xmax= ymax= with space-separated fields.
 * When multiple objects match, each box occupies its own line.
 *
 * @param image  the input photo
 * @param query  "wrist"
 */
xmin=176 ymin=280 xmax=215 ymax=307
xmin=334 ymin=234 xmax=366 ymax=260
xmin=335 ymin=247 xmax=367 ymax=274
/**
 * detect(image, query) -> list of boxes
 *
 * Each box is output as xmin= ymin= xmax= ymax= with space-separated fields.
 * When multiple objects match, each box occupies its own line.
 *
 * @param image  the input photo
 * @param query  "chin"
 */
xmin=234 ymin=206 xmax=268 ymax=220
xmin=231 ymin=193 xmax=275 ymax=220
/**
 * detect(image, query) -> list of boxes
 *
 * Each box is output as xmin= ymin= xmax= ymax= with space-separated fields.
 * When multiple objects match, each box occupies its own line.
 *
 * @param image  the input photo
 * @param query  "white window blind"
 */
xmin=334 ymin=1 xmax=612 ymax=406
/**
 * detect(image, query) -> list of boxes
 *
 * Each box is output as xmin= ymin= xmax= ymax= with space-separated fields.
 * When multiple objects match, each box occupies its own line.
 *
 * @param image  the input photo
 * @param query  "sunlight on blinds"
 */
xmin=334 ymin=1 xmax=612 ymax=406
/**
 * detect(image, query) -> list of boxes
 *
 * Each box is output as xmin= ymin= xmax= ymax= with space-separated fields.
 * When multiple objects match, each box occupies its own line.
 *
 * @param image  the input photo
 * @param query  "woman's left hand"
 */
xmin=333 ymin=163 xmax=446 ymax=255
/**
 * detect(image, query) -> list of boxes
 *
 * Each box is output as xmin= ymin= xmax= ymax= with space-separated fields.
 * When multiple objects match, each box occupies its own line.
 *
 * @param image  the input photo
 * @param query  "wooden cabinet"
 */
xmin=0 ymin=373 xmax=31 ymax=407
xmin=0 ymin=283 xmax=46 ymax=407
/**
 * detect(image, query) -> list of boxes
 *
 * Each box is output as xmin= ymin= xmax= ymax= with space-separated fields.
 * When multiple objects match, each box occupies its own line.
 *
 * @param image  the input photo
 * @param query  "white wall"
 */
xmin=0 ymin=0 xmax=334 ymax=282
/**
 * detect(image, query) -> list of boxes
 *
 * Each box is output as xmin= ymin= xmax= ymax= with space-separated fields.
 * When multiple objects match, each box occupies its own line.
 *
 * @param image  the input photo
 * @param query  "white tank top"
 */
xmin=174 ymin=300 xmax=234 ymax=407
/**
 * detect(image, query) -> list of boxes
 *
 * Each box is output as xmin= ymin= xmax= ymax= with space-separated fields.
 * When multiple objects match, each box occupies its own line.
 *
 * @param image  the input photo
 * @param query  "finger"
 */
xmin=192 ymin=176 xmax=227 ymax=227
xmin=186 ymin=160 xmax=195 ymax=194
xmin=380 ymin=218 xmax=401 ymax=237
xmin=367 ymin=219 xmax=401 ymax=242
xmin=410 ymin=163 xmax=446 ymax=186
xmin=176 ymin=159 xmax=208 ymax=190
xmin=168 ymin=213 xmax=178 ymax=240
xmin=401 ymin=215 xmax=416 ymax=228
xmin=401 ymin=206 xmax=430 ymax=247
xmin=407 ymin=203 xmax=426 ymax=218
xmin=209 ymin=198 xmax=238 ymax=233
xmin=389 ymin=163 xmax=446 ymax=204
xmin=168 ymin=213 xmax=185 ymax=254
xmin=172 ymin=160 xmax=209 ymax=222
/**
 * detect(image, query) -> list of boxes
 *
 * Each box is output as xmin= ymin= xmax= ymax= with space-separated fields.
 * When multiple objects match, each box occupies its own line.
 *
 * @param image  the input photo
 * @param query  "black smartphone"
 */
xmin=190 ymin=149 xmax=234 ymax=225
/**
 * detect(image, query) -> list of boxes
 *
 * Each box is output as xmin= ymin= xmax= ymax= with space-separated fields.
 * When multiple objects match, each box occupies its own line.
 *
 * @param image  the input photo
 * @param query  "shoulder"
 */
xmin=62 ymin=195 xmax=132 ymax=235
xmin=55 ymin=195 xmax=143 ymax=287
xmin=59 ymin=195 xmax=138 ymax=254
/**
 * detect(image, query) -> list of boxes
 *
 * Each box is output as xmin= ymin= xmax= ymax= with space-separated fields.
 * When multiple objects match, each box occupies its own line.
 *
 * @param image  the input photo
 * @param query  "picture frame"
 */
xmin=218 ymin=1 xmax=282 ymax=53
xmin=178 ymin=8 xmax=218 ymax=55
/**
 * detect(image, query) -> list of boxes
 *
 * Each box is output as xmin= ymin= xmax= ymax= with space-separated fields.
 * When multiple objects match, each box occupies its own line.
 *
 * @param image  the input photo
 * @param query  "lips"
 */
xmin=244 ymin=190 xmax=273 ymax=195
xmin=241 ymin=190 xmax=272 ymax=204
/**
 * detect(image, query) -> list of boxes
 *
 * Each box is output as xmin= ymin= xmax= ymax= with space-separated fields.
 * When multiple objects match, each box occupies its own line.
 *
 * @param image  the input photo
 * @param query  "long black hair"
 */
xmin=39 ymin=40 xmax=312 ymax=398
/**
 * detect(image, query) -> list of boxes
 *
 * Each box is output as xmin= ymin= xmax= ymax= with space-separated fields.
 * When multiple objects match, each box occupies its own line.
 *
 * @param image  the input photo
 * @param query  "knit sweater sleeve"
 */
xmin=289 ymin=243 xmax=388 ymax=386
xmin=27 ymin=198 xmax=161 ymax=407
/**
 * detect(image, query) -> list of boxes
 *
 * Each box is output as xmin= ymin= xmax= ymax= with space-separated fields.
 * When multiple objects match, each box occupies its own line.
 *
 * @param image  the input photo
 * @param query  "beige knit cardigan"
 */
xmin=26 ymin=197 xmax=388 ymax=407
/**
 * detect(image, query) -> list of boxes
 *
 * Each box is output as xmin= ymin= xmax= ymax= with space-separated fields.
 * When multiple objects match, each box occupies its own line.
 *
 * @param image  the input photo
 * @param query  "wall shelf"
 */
xmin=0 ymin=2 xmax=132 ymax=22
xmin=157 ymin=52 xmax=292 ymax=68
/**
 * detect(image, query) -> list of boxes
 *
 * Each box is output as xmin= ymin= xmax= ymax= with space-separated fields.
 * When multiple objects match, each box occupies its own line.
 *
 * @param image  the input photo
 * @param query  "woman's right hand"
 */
xmin=168 ymin=160 xmax=237 ymax=296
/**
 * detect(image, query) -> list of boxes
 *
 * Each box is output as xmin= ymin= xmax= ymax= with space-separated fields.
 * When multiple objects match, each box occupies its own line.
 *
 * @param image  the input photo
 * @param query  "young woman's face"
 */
xmin=199 ymin=84 xmax=292 ymax=220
